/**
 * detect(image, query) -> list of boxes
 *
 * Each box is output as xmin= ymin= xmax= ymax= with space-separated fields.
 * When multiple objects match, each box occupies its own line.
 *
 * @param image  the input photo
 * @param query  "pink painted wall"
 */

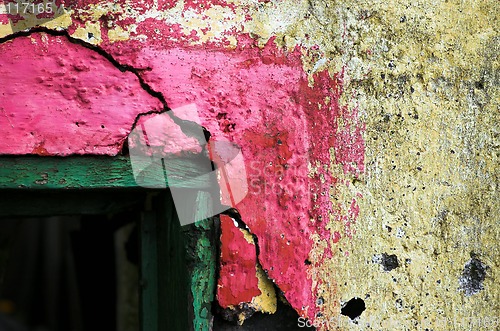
xmin=217 ymin=215 xmax=260 ymax=308
xmin=0 ymin=0 xmax=365 ymax=323
xmin=0 ymin=33 xmax=162 ymax=155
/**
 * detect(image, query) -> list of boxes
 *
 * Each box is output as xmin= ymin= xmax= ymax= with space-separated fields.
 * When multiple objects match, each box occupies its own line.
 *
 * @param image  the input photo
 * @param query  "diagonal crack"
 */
xmin=215 ymin=208 xmax=296 ymax=321
xmin=2 ymin=26 xmax=287 ymax=322
xmin=0 ymin=26 xmax=166 ymax=105
xmin=0 ymin=26 xmax=209 ymax=149
xmin=213 ymin=211 xmax=302 ymax=326
xmin=1 ymin=26 xmax=257 ymax=261
xmin=220 ymin=207 xmax=261 ymax=257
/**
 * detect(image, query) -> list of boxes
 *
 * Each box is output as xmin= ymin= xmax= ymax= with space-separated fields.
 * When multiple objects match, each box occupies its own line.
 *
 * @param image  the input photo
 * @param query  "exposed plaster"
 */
xmin=2 ymin=1 xmax=496 ymax=329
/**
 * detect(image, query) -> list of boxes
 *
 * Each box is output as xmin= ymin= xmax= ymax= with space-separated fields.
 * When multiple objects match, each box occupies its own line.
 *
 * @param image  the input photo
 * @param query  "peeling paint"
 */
xmin=1 ymin=0 xmax=498 ymax=329
xmin=217 ymin=215 xmax=260 ymax=309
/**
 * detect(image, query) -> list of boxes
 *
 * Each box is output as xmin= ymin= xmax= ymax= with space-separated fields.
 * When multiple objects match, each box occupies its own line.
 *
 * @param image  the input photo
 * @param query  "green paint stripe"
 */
xmin=191 ymin=192 xmax=216 ymax=331
xmin=0 ymin=156 xmax=212 ymax=190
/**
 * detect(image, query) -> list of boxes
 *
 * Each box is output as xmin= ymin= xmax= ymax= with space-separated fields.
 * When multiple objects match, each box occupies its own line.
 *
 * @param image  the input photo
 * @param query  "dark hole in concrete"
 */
xmin=381 ymin=253 xmax=399 ymax=271
xmin=341 ymin=297 xmax=365 ymax=320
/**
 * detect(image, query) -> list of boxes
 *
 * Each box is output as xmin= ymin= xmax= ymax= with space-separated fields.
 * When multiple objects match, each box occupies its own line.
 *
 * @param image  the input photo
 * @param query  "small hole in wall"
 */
xmin=101 ymin=124 xmax=105 ymax=129
xmin=341 ymin=297 xmax=366 ymax=320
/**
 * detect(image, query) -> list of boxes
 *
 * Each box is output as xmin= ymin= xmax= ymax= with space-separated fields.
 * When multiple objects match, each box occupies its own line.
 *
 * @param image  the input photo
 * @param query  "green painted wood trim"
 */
xmin=0 ymin=155 xmax=217 ymax=331
xmin=141 ymin=189 xmax=218 ymax=331
xmin=184 ymin=191 xmax=217 ymax=331
xmin=0 ymin=156 xmax=211 ymax=190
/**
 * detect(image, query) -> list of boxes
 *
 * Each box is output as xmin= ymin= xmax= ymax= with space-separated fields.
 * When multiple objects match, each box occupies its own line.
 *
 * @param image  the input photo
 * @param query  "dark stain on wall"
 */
xmin=459 ymin=253 xmax=488 ymax=296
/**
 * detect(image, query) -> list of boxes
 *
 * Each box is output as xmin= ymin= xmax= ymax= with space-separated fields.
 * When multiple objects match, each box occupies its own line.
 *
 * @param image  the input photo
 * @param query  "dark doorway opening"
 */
xmin=0 ymin=212 xmax=140 ymax=331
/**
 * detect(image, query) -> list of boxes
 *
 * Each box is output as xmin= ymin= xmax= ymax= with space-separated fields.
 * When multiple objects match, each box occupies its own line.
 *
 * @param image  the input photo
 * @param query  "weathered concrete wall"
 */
xmin=296 ymin=1 xmax=499 ymax=329
xmin=0 ymin=0 xmax=498 ymax=330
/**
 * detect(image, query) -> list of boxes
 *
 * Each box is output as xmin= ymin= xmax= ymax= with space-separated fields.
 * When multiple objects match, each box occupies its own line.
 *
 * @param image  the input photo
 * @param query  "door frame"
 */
xmin=0 ymin=155 xmax=216 ymax=331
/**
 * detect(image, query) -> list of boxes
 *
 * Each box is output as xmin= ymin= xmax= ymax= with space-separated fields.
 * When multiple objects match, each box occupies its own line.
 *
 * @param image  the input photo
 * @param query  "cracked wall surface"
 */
xmin=0 ymin=0 xmax=498 ymax=330
xmin=0 ymin=31 xmax=163 ymax=155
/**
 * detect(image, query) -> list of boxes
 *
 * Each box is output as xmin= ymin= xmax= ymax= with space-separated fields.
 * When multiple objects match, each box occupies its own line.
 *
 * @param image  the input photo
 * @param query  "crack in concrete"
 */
xmin=1 ymin=27 xmax=283 ymax=320
xmin=216 ymin=208 xmax=293 ymax=322
xmin=219 ymin=207 xmax=261 ymax=258
xmin=0 ymin=27 xmax=210 ymax=149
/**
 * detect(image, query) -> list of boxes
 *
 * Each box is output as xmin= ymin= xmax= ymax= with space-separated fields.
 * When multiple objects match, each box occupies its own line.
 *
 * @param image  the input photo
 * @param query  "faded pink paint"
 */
xmin=217 ymin=215 xmax=261 ymax=308
xmin=120 ymin=39 xmax=364 ymax=317
xmin=127 ymin=41 xmax=316 ymax=315
xmin=129 ymin=110 xmax=203 ymax=156
xmin=0 ymin=0 xmax=366 ymax=323
xmin=0 ymin=33 xmax=162 ymax=156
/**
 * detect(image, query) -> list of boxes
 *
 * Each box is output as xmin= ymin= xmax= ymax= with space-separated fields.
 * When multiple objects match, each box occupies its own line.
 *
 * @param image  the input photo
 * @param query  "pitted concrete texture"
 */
xmin=0 ymin=1 xmax=498 ymax=330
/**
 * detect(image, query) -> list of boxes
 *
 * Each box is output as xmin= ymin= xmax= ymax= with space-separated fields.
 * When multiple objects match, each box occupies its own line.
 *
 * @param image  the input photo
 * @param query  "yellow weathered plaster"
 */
xmin=293 ymin=1 xmax=499 ymax=330
xmin=251 ymin=263 xmax=277 ymax=314
xmin=0 ymin=24 xmax=13 ymax=38
xmin=108 ymin=25 xmax=131 ymax=42
xmin=40 ymin=11 xmax=73 ymax=30
xmin=242 ymin=227 xmax=277 ymax=316
xmin=72 ymin=21 xmax=102 ymax=45
xmin=1 ymin=1 xmax=496 ymax=329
